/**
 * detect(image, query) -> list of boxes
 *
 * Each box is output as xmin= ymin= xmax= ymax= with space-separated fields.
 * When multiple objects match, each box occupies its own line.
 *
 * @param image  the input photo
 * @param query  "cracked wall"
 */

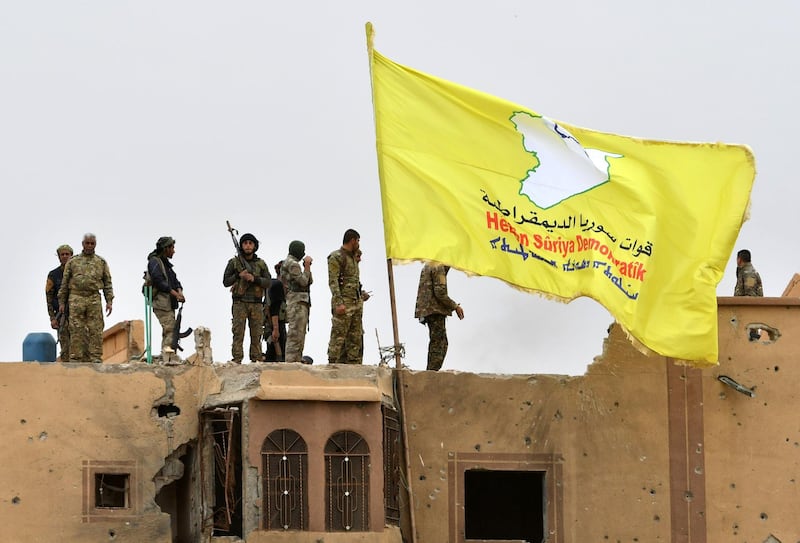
xmin=707 ymin=297 xmax=800 ymax=543
xmin=0 ymin=363 xmax=221 ymax=542
xmin=400 ymin=297 xmax=800 ymax=543
xmin=2 ymin=297 xmax=799 ymax=543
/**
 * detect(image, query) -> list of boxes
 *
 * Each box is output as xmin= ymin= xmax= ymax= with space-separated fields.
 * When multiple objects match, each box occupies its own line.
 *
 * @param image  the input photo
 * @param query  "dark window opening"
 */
xmin=325 ymin=430 xmax=370 ymax=532
xmin=464 ymin=470 xmax=545 ymax=543
xmin=157 ymin=404 xmax=181 ymax=418
xmin=202 ymin=406 xmax=243 ymax=538
xmin=262 ymin=429 xmax=309 ymax=531
xmin=95 ymin=473 xmax=130 ymax=509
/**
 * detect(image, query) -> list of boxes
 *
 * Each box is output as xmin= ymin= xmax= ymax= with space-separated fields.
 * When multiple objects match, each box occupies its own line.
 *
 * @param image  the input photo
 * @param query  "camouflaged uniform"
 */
xmin=46 ymin=265 xmax=70 ymax=360
xmin=57 ymin=253 xmax=113 ymax=362
xmin=223 ymin=255 xmax=271 ymax=363
xmin=326 ymin=248 xmax=362 ymax=364
xmin=282 ymin=254 xmax=313 ymax=363
xmin=734 ymin=262 xmax=763 ymax=297
xmin=336 ymin=288 xmax=366 ymax=363
xmin=735 ymin=261 xmax=763 ymax=340
xmin=415 ymin=263 xmax=459 ymax=371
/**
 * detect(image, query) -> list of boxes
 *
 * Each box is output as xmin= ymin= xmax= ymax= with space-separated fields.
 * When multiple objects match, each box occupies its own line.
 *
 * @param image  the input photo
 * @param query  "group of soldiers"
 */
xmin=45 ymin=229 xmax=468 ymax=369
xmin=218 ymin=228 xmax=371 ymax=365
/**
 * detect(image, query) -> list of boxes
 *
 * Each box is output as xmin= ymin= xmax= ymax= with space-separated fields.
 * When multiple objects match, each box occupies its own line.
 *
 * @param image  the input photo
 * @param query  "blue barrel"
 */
xmin=22 ymin=333 xmax=57 ymax=362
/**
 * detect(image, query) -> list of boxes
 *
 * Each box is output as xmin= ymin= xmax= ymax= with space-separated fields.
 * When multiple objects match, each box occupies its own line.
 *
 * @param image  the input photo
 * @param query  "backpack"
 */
xmin=142 ymin=257 xmax=167 ymax=296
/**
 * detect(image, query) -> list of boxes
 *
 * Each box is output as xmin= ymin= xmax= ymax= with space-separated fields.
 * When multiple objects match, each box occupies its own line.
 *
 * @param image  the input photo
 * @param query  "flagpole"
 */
xmin=368 ymin=23 xmax=402 ymax=368
xmin=386 ymin=258 xmax=403 ymax=368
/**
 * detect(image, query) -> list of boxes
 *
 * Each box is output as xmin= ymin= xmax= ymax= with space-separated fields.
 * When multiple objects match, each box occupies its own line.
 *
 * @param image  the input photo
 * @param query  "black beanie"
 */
xmin=289 ymin=240 xmax=305 ymax=259
xmin=240 ymin=233 xmax=259 ymax=252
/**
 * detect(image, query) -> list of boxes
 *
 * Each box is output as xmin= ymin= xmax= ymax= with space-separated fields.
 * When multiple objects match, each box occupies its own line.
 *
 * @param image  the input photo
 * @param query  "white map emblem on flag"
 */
xmin=510 ymin=111 xmax=621 ymax=209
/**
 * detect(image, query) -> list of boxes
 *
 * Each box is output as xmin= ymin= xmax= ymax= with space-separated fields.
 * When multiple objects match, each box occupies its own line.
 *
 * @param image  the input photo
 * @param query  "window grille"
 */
xmin=202 ymin=407 xmax=242 ymax=536
xmin=382 ymin=405 xmax=401 ymax=524
xmin=262 ymin=429 xmax=308 ymax=530
xmin=325 ymin=430 xmax=370 ymax=531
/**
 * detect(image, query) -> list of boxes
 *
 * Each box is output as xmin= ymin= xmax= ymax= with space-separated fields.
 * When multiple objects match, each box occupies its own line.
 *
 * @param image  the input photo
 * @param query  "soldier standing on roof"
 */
xmin=734 ymin=248 xmax=763 ymax=340
xmin=415 ymin=262 xmax=464 ymax=371
xmin=327 ymin=228 xmax=364 ymax=365
xmin=264 ymin=260 xmax=287 ymax=362
xmin=57 ymin=233 xmax=113 ymax=363
xmin=46 ymin=244 xmax=73 ymax=361
xmin=282 ymin=241 xmax=313 ymax=363
xmin=147 ymin=236 xmax=185 ymax=364
xmin=223 ymin=233 xmax=271 ymax=363
xmin=336 ymin=249 xmax=370 ymax=363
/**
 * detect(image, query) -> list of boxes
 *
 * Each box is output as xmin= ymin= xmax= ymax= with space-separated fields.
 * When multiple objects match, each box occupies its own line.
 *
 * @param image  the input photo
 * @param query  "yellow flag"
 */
xmin=367 ymin=24 xmax=755 ymax=366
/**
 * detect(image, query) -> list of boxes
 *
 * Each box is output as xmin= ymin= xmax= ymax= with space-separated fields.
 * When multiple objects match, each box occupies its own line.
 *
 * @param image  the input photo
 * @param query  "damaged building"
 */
xmin=1 ymin=289 xmax=799 ymax=542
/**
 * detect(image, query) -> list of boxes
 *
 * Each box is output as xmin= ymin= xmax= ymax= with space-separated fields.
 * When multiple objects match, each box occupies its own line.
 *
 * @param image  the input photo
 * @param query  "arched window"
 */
xmin=261 ymin=429 xmax=308 ymax=531
xmin=324 ymin=430 xmax=370 ymax=531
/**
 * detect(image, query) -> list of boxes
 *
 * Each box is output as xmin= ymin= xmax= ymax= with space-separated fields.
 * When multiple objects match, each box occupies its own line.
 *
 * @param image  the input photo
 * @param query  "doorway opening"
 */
xmin=464 ymin=469 xmax=545 ymax=542
xmin=155 ymin=444 xmax=197 ymax=543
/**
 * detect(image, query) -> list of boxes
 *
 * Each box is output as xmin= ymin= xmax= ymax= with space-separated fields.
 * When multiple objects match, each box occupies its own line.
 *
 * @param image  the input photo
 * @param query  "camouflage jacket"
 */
xmin=734 ymin=262 xmax=763 ymax=297
xmin=281 ymin=254 xmax=312 ymax=305
xmin=327 ymin=248 xmax=360 ymax=307
xmin=223 ymin=254 xmax=271 ymax=302
xmin=57 ymin=253 xmax=113 ymax=305
xmin=414 ymin=263 xmax=459 ymax=318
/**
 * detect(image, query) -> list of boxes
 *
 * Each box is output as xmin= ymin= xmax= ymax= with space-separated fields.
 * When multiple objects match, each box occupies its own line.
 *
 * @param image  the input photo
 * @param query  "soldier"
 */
xmin=57 ymin=233 xmax=113 ymax=363
xmin=222 ymin=233 xmax=271 ymax=363
xmin=147 ymin=236 xmax=185 ymax=363
xmin=414 ymin=262 xmax=464 ymax=371
xmin=734 ymin=248 xmax=763 ymax=340
xmin=264 ymin=261 xmax=287 ymax=362
xmin=327 ymin=229 xmax=364 ymax=364
xmin=45 ymin=244 xmax=73 ymax=361
xmin=734 ymin=249 xmax=763 ymax=297
xmin=282 ymin=241 xmax=313 ymax=363
xmin=336 ymin=249 xmax=370 ymax=363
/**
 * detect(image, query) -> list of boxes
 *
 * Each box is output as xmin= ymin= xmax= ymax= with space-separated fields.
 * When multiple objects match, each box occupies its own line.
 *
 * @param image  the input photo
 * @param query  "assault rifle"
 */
xmin=54 ymin=307 xmax=67 ymax=329
xmin=226 ymin=220 xmax=254 ymax=273
xmin=171 ymin=302 xmax=193 ymax=352
xmin=226 ymin=220 xmax=255 ymax=296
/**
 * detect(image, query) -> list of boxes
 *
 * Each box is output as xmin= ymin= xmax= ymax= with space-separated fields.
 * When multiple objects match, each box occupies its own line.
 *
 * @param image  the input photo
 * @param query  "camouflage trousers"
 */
xmin=425 ymin=314 xmax=448 ymax=371
xmin=67 ymin=293 xmax=104 ymax=362
xmin=56 ymin=322 xmax=70 ymax=362
xmin=327 ymin=302 xmax=363 ymax=364
xmin=152 ymin=292 xmax=176 ymax=356
xmin=284 ymin=301 xmax=309 ymax=363
xmin=231 ymin=301 xmax=264 ymax=363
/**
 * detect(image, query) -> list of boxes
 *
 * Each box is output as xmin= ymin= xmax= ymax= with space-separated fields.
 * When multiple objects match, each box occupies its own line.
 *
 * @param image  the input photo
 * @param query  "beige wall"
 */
xmin=400 ymin=339 xmax=671 ymax=542
xmin=400 ymin=297 xmax=800 ymax=542
xmin=705 ymin=297 xmax=800 ymax=543
xmin=0 ymin=363 xmax=213 ymax=542
xmin=2 ymin=297 xmax=799 ymax=542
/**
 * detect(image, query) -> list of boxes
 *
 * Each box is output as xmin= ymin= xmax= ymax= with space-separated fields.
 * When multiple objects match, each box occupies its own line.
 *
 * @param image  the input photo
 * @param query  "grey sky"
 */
xmin=2 ymin=1 xmax=796 ymax=374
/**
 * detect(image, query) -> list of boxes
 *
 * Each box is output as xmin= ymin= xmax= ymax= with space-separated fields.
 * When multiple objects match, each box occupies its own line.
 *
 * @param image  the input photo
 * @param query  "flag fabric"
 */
xmin=366 ymin=25 xmax=755 ymax=366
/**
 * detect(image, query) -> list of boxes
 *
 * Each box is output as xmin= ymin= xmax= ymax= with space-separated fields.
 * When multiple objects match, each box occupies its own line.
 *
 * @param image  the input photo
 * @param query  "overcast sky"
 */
xmin=2 ymin=1 xmax=797 ymax=374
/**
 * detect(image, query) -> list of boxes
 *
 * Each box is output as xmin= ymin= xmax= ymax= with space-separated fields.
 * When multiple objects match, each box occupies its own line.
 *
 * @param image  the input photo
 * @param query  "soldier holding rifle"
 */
xmin=223 ymin=222 xmax=271 ymax=364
